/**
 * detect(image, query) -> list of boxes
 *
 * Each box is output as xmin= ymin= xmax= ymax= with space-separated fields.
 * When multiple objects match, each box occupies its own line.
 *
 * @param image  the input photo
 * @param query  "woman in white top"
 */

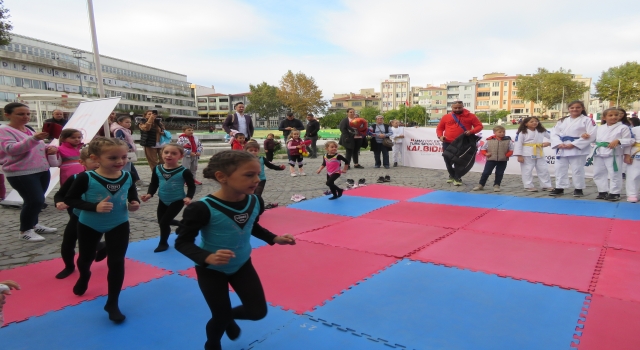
xmin=390 ymin=120 xmax=404 ymax=167
xmin=549 ymin=101 xmax=597 ymax=197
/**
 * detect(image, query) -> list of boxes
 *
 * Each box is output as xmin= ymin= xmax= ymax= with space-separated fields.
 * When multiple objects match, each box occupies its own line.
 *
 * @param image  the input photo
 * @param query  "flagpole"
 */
xmin=87 ymin=0 xmax=110 ymax=138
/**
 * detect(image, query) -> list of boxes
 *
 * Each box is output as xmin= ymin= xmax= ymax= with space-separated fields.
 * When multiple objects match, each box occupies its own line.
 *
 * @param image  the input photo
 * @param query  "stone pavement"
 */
xmin=0 ymin=151 xmax=609 ymax=270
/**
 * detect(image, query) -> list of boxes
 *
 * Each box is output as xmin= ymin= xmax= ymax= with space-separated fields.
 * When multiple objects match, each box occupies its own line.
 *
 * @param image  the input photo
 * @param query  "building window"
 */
xmin=464 ymin=94 xmax=471 ymax=99
xmin=512 ymin=82 xmax=517 ymax=86
xmin=492 ymin=91 xmax=500 ymax=96
xmin=492 ymin=82 xmax=500 ymax=87
xmin=503 ymin=100 xmax=507 ymax=105
xmin=477 ymin=92 xmax=490 ymax=97
xmin=335 ymin=102 xmax=344 ymax=107
xmin=478 ymin=101 xmax=489 ymax=106
xmin=535 ymin=108 xmax=541 ymax=113
xmin=436 ymin=91 xmax=443 ymax=95
xmin=351 ymin=102 xmax=362 ymax=107
xmin=512 ymin=91 xmax=518 ymax=96
xmin=491 ymin=100 xmax=499 ymax=105
xmin=513 ymin=108 xmax=523 ymax=113
xmin=478 ymin=83 xmax=490 ymax=88
xmin=504 ymin=90 xmax=508 ymax=96
xmin=197 ymin=98 xmax=207 ymax=103
xmin=504 ymin=82 xmax=508 ymax=86
xmin=464 ymin=102 xmax=471 ymax=107
xmin=512 ymin=100 xmax=523 ymax=104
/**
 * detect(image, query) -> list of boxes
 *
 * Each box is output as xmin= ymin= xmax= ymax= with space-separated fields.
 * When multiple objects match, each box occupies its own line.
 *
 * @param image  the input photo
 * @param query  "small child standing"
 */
xmin=48 ymin=129 xmax=85 ymax=185
xmin=626 ymin=122 xmax=640 ymax=203
xmin=287 ymin=130 xmax=305 ymax=176
xmin=177 ymin=126 xmax=203 ymax=185
xmin=316 ymin=141 xmax=349 ymax=200
xmin=175 ymin=150 xmax=295 ymax=350
xmin=474 ymin=125 xmax=514 ymax=192
xmin=140 ymin=144 xmax=196 ymax=252
xmin=513 ymin=117 xmax=553 ymax=192
xmin=390 ymin=120 xmax=404 ymax=167
xmin=263 ymin=133 xmax=277 ymax=162
xmin=244 ymin=142 xmax=285 ymax=199
xmin=231 ymin=133 xmax=246 ymax=151
xmin=110 ymin=115 xmax=137 ymax=173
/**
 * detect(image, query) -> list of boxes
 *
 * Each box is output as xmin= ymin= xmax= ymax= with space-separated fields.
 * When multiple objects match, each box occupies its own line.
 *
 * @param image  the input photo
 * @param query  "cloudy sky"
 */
xmin=5 ymin=0 xmax=640 ymax=98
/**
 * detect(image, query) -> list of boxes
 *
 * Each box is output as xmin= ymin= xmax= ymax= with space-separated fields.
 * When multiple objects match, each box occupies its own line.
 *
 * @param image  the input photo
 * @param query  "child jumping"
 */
xmin=177 ymin=125 xmax=203 ymax=185
xmin=316 ymin=141 xmax=349 ymax=200
xmin=141 ymin=143 xmax=196 ymax=252
xmin=175 ymin=150 xmax=295 ymax=350
xmin=244 ymin=141 xmax=285 ymax=199
xmin=513 ymin=117 xmax=553 ymax=191
xmin=474 ymin=125 xmax=514 ymax=192
xmin=64 ymin=137 xmax=140 ymax=323
xmin=287 ymin=130 xmax=305 ymax=176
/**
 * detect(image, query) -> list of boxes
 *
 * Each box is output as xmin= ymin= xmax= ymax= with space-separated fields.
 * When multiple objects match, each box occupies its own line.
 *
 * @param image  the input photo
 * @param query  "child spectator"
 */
xmin=263 ymin=133 xmax=277 ymax=162
xmin=473 ymin=125 xmax=514 ymax=192
xmin=513 ymin=117 xmax=553 ymax=192
xmin=48 ymin=129 xmax=84 ymax=186
xmin=231 ymin=133 xmax=246 ymax=151
xmin=316 ymin=141 xmax=349 ymax=200
xmin=177 ymin=126 xmax=203 ymax=185
xmin=110 ymin=116 xmax=137 ymax=173
xmin=287 ymin=130 xmax=305 ymax=176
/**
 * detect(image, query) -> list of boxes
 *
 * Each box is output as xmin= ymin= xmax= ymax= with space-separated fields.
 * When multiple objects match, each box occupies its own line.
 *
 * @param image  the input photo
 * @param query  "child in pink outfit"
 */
xmin=48 ymin=129 xmax=85 ymax=185
xmin=316 ymin=141 xmax=349 ymax=200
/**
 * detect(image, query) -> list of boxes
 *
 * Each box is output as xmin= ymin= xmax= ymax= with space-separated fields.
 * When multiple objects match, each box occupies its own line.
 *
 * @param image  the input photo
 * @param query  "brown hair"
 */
xmin=182 ymin=125 xmax=194 ymax=131
xmin=202 ymin=150 xmax=257 ymax=182
xmin=244 ymin=141 xmax=260 ymax=151
xmin=324 ymin=140 xmax=338 ymax=149
xmin=59 ymin=128 xmax=82 ymax=143
xmin=79 ymin=147 xmax=91 ymax=161
xmin=87 ymin=137 xmax=128 ymax=157
xmin=161 ymin=143 xmax=185 ymax=155
xmin=559 ymin=100 xmax=587 ymax=121
xmin=492 ymin=125 xmax=506 ymax=133
xmin=3 ymin=102 xmax=28 ymax=115
xmin=517 ymin=116 xmax=547 ymax=134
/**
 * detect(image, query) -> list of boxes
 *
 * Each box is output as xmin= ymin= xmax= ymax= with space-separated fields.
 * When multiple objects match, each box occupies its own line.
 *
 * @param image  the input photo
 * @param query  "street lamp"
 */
xmin=72 ymin=50 xmax=86 ymax=96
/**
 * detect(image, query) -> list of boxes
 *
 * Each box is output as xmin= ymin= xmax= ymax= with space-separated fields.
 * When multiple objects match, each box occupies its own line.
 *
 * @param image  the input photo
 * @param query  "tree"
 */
xmin=277 ymin=70 xmax=328 ymax=118
xmin=318 ymin=110 xmax=346 ymax=129
xmin=0 ymin=0 xmax=12 ymax=46
xmin=245 ymin=82 xmax=286 ymax=119
xmin=476 ymin=110 xmax=511 ymax=124
xmin=384 ymin=105 xmax=428 ymax=126
xmin=595 ymin=62 xmax=640 ymax=108
xmin=516 ymin=68 xmax=589 ymax=115
xmin=358 ymin=106 xmax=381 ymax=124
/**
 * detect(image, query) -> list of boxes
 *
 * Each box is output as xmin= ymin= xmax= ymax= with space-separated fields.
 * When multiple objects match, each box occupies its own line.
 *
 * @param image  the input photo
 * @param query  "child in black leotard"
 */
xmin=175 ymin=150 xmax=295 ymax=350
xmin=243 ymin=141 xmax=285 ymax=198
xmin=64 ymin=137 xmax=140 ymax=323
xmin=140 ymin=143 xmax=196 ymax=252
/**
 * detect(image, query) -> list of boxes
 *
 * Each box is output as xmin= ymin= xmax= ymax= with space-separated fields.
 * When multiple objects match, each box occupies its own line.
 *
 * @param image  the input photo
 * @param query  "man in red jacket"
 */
xmin=436 ymin=101 xmax=483 ymax=185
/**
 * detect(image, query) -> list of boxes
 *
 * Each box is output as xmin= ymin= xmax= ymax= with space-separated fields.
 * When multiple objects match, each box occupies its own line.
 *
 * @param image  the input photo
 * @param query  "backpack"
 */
xmin=442 ymin=133 xmax=481 ymax=177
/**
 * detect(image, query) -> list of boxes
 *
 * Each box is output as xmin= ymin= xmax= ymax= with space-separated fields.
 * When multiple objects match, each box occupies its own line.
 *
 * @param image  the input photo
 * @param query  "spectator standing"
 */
xmin=137 ymin=110 xmax=165 ymax=169
xmin=278 ymin=112 xmax=304 ymax=140
xmin=222 ymin=102 xmax=254 ymax=139
xmin=305 ymin=113 xmax=320 ymax=158
xmin=338 ymin=108 xmax=364 ymax=169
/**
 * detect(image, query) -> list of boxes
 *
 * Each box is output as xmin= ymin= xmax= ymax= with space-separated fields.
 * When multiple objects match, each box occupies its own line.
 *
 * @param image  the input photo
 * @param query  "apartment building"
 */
xmin=329 ymin=88 xmax=381 ymax=112
xmin=380 ymin=74 xmax=410 ymax=112
xmin=445 ymin=80 xmax=476 ymax=113
xmin=418 ymin=84 xmax=447 ymax=119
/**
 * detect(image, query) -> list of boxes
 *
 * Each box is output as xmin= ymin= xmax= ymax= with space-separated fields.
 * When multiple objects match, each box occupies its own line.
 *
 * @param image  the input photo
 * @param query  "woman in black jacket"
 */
xmin=338 ymin=108 xmax=364 ymax=169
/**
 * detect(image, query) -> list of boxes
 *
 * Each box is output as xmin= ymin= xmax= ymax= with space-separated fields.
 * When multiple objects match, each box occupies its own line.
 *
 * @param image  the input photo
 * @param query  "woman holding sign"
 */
xmin=0 ymin=103 xmax=58 ymax=242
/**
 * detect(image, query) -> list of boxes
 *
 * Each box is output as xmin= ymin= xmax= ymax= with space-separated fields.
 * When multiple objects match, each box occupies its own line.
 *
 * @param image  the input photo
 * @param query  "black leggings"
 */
xmin=195 ymin=259 xmax=268 ymax=350
xmin=76 ymin=221 xmax=130 ymax=305
xmin=60 ymin=209 xmax=106 ymax=270
xmin=265 ymin=150 xmax=274 ymax=162
xmin=157 ymin=200 xmax=184 ymax=245
xmin=326 ymin=173 xmax=341 ymax=195
xmin=254 ymin=180 xmax=267 ymax=198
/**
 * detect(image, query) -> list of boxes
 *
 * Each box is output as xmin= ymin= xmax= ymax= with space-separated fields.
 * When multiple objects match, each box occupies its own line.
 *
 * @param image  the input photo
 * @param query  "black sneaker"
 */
xmin=573 ymin=189 xmax=584 ymax=197
xmin=377 ymin=176 xmax=385 ymax=183
xmin=393 ymin=162 xmax=398 ymax=167
xmin=596 ymin=192 xmax=608 ymax=200
xmin=606 ymin=193 xmax=620 ymax=201
xmin=549 ymin=188 xmax=564 ymax=196
xmin=384 ymin=175 xmax=391 ymax=182
xmin=354 ymin=164 xmax=364 ymax=169
xmin=358 ymin=178 xmax=366 ymax=185
xmin=346 ymin=179 xmax=355 ymax=187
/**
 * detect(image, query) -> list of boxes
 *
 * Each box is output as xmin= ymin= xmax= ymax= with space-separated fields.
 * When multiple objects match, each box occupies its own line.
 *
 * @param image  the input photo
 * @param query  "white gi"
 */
xmin=390 ymin=126 xmax=404 ymax=164
xmin=513 ymin=129 xmax=552 ymax=189
xmin=550 ymin=116 xmax=597 ymax=190
xmin=591 ymin=122 xmax=633 ymax=194
xmin=625 ymin=126 xmax=640 ymax=199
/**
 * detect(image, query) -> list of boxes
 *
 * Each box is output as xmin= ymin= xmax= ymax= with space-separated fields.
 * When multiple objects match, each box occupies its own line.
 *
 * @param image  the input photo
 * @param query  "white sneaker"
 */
xmin=19 ymin=229 xmax=45 ymax=242
xmin=299 ymin=172 xmax=306 ymax=176
xmin=33 ymin=224 xmax=57 ymax=234
xmin=290 ymin=173 xmax=297 ymax=177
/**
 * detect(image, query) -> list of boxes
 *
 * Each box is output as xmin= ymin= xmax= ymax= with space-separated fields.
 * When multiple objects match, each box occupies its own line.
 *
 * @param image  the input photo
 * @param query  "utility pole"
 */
xmin=87 ymin=0 xmax=110 ymax=138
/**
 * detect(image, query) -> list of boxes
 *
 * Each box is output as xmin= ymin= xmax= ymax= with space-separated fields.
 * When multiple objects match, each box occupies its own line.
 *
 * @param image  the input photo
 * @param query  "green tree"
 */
xmin=595 ymin=62 xmax=640 ymax=108
xmin=277 ymin=70 xmax=328 ymax=118
xmin=476 ymin=110 xmax=511 ymax=124
xmin=384 ymin=105 xmax=428 ymax=126
xmin=358 ymin=106 xmax=381 ymax=124
xmin=319 ymin=110 xmax=346 ymax=129
xmin=516 ymin=68 xmax=589 ymax=115
xmin=245 ymin=82 xmax=286 ymax=119
xmin=0 ymin=0 xmax=11 ymax=46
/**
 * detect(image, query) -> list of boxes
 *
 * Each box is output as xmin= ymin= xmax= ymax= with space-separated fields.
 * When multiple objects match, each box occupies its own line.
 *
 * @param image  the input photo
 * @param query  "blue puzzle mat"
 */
xmin=251 ymin=316 xmax=390 ymax=349
xmin=614 ymin=202 xmax=640 ymax=221
xmin=498 ymin=196 xmax=617 ymax=218
xmin=288 ymin=195 xmax=397 ymax=217
xmin=309 ymin=260 xmax=586 ymax=350
xmin=127 ymin=235 xmax=268 ymax=271
xmin=0 ymin=274 xmax=298 ymax=350
xmin=409 ymin=191 xmax=516 ymax=209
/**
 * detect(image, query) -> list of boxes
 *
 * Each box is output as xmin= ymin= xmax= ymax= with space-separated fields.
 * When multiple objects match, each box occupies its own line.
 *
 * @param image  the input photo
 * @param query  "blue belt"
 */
xmin=556 ymin=136 xmax=579 ymax=158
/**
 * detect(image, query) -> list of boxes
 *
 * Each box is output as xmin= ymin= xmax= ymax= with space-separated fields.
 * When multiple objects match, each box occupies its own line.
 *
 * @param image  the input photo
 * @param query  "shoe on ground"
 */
xmin=525 ymin=188 xmax=538 ymax=192
xmin=453 ymin=179 xmax=463 ymax=186
xmin=606 ymin=193 xmax=620 ymax=201
xmin=393 ymin=162 xmax=398 ymax=167
xmin=549 ymin=188 xmax=564 ymax=196
xmin=33 ymin=224 xmax=57 ymax=234
xmin=377 ymin=176 xmax=385 ymax=183
xmin=194 ymin=180 xmax=203 ymax=185
xmin=446 ymin=177 xmax=454 ymax=183
xmin=384 ymin=166 xmax=390 ymax=169
xmin=358 ymin=178 xmax=366 ymax=185
xmin=627 ymin=196 xmax=638 ymax=203
xmin=19 ymin=229 xmax=45 ymax=242
xmin=374 ymin=165 xmax=380 ymax=168
xmin=290 ymin=173 xmax=297 ymax=177
xmin=573 ymin=189 xmax=584 ymax=197
xmin=596 ymin=192 xmax=608 ymax=200
xmin=346 ymin=179 xmax=355 ymax=187
xmin=493 ymin=185 xmax=501 ymax=192
xmin=384 ymin=175 xmax=391 ymax=182
xmin=354 ymin=164 xmax=364 ymax=169
xmin=542 ymin=187 xmax=554 ymax=191
xmin=299 ymin=172 xmax=306 ymax=176
xmin=472 ymin=185 xmax=484 ymax=191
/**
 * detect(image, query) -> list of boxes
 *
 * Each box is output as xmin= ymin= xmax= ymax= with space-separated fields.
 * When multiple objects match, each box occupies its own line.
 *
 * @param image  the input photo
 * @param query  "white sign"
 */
xmin=401 ymin=128 xmax=594 ymax=178
xmin=2 ymin=97 xmax=121 ymax=206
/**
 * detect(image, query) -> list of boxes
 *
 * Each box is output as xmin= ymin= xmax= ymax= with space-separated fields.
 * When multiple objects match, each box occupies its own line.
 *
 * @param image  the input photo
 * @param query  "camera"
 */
xmin=134 ymin=117 xmax=145 ymax=124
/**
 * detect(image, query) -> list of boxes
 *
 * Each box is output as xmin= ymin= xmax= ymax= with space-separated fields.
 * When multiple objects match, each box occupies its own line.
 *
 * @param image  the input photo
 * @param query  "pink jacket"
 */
xmin=56 ymin=142 xmax=84 ymax=185
xmin=0 ymin=125 xmax=50 ymax=177
xmin=110 ymin=122 xmax=137 ymax=152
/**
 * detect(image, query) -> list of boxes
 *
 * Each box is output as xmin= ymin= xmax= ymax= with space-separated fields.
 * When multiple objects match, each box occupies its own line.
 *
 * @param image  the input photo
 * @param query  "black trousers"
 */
xmin=479 ymin=160 xmax=508 ymax=186
xmin=306 ymin=136 xmax=318 ymax=158
xmin=254 ymin=180 xmax=267 ymax=198
xmin=441 ymin=142 xmax=460 ymax=179
xmin=345 ymin=138 xmax=363 ymax=165
xmin=76 ymin=221 xmax=130 ymax=305
xmin=265 ymin=150 xmax=274 ymax=162
xmin=61 ymin=209 xmax=106 ymax=270
xmin=372 ymin=143 xmax=390 ymax=167
xmin=195 ymin=259 xmax=268 ymax=350
xmin=157 ymin=200 xmax=185 ymax=245
xmin=326 ymin=173 xmax=341 ymax=195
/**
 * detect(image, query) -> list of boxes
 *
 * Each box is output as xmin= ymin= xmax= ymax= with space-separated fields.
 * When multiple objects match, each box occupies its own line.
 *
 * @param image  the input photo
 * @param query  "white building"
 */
xmin=380 ymin=74 xmax=410 ymax=112
xmin=0 ymin=34 xmax=197 ymax=119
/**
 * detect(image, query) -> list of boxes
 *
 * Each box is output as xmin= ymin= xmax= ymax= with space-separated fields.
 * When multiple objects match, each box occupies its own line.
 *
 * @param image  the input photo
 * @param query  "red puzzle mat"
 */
xmin=594 ymin=249 xmax=640 ymax=302
xmin=608 ymin=219 xmax=640 ymax=252
xmin=361 ymin=202 xmax=489 ymax=229
xmin=297 ymin=218 xmax=452 ymax=258
xmin=575 ymin=295 xmax=640 ymax=350
xmin=251 ymin=241 xmax=396 ymax=313
xmin=258 ymin=207 xmax=349 ymax=236
xmin=410 ymin=229 xmax=602 ymax=291
xmin=467 ymin=210 xmax=611 ymax=246
xmin=343 ymin=184 xmax=433 ymax=201
xmin=0 ymin=258 xmax=171 ymax=325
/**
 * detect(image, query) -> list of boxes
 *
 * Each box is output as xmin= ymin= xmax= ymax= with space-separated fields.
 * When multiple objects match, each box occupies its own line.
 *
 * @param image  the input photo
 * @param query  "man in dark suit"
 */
xmin=222 ymin=102 xmax=254 ymax=139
